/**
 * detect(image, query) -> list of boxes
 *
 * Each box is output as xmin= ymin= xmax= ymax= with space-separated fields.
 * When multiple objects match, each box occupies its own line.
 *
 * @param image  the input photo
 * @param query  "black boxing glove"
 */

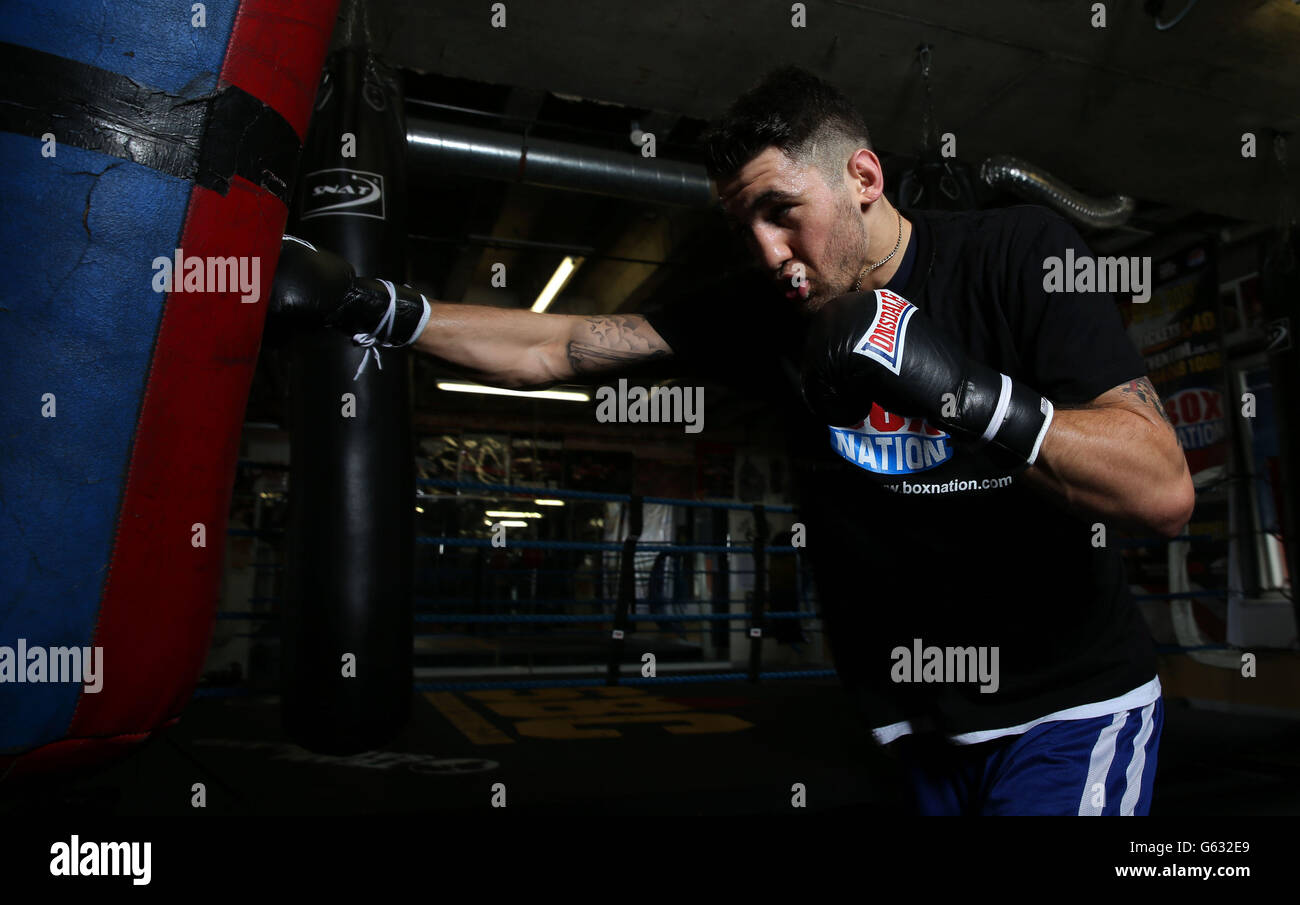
xmin=801 ymin=288 xmax=1054 ymax=469
xmin=268 ymin=235 xmax=432 ymax=378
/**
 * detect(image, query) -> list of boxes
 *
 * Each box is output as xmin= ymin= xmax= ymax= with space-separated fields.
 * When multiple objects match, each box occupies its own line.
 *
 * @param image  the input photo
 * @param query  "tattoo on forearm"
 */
xmin=567 ymin=315 xmax=670 ymax=375
xmin=1119 ymin=377 xmax=1173 ymax=427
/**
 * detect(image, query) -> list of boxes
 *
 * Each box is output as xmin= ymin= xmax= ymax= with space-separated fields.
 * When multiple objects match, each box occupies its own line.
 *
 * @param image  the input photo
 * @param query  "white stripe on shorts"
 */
xmin=1119 ymin=701 xmax=1157 ymax=815
xmin=1078 ymin=710 xmax=1128 ymax=816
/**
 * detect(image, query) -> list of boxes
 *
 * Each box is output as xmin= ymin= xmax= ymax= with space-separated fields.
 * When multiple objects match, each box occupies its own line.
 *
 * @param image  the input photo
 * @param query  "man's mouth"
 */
xmin=783 ymin=280 xmax=811 ymax=301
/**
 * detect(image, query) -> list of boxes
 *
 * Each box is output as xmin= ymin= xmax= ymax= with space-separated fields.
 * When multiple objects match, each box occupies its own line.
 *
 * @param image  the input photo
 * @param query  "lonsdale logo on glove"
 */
xmin=802 ymin=288 xmax=1054 ymax=476
xmin=836 ymin=291 xmax=949 ymax=474
xmin=851 ymin=289 xmax=916 ymax=376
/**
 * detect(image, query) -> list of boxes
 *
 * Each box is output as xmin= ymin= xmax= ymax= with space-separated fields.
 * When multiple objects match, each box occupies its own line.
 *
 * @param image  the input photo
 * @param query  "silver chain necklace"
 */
xmin=851 ymin=207 xmax=902 ymax=293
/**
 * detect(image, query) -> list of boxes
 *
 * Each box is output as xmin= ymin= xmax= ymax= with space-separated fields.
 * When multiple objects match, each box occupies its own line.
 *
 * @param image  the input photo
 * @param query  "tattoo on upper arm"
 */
xmin=1118 ymin=377 xmax=1173 ymax=427
xmin=567 ymin=315 xmax=671 ymax=375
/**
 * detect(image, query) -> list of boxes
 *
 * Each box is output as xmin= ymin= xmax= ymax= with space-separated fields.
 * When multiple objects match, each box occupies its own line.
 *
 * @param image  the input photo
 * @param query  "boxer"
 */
xmin=270 ymin=66 xmax=1192 ymax=816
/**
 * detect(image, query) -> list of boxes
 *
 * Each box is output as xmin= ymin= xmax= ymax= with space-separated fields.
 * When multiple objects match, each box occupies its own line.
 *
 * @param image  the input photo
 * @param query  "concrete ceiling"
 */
xmin=376 ymin=0 xmax=1300 ymax=225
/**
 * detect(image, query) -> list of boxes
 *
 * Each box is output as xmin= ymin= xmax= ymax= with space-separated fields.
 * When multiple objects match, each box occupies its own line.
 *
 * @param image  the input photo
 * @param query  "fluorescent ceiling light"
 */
xmin=485 ymin=519 xmax=529 ymax=528
xmin=486 ymin=510 xmax=542 ymax=519
xmin=531 ymin=255 xmax=583 ymax=313
xmin=533 ymin=499 xmax=565 ymax=506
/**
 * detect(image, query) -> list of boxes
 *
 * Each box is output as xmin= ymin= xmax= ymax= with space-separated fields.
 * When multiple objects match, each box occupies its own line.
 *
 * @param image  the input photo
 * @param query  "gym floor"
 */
xmin=7 ymin=666 xmax=1299 ymax=816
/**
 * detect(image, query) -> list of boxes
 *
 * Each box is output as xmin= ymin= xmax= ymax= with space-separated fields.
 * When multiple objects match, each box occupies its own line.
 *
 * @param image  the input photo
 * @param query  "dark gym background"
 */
xmin=8 ymin=0 xmax=1300 ymax=820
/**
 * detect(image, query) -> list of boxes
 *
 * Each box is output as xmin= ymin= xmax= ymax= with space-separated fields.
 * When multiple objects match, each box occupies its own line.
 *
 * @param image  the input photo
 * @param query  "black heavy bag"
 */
xmin=281 ymin=46 xmax=414 ymax=754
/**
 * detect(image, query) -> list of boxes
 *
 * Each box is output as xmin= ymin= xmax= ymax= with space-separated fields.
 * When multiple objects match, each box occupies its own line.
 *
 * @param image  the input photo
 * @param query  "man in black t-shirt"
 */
xmin=644 ymin=201 xmax=1176 ymax=814
xmin=644 ymin=66 xmax=1192 ymax=815
xmin=270 ymin=67 xmax=1194 ymax=816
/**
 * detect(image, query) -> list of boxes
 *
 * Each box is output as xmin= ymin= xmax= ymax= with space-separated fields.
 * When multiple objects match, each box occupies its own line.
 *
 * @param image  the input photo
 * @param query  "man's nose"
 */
xmin=750 ymin=224 xmax=790 ymax=273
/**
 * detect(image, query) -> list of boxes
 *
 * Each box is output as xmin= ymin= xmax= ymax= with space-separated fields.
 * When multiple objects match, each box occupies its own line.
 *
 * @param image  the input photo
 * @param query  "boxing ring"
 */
xmin=211 ymin=462 xmax=1239 ymax=704
xmin=214 ymin=466 xmax=835 ymax=695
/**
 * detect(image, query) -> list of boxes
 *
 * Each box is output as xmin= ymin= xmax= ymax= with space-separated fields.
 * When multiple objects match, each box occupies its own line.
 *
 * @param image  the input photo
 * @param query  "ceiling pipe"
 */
xmin=979 ymin=154 xmax=1136 ymax=229
xmin=406 ymin=119 xmax=1141 ymax=231
xmin=406 ymin=116 xmax=715 ymax=208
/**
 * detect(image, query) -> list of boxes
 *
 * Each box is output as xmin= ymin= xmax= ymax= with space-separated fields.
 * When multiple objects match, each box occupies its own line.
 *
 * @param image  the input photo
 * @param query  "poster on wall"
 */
xmin=1118 ymin=242 xmax=1231 ymax=648
xmin=1119 ymin=242 xmax=1227 ymax=479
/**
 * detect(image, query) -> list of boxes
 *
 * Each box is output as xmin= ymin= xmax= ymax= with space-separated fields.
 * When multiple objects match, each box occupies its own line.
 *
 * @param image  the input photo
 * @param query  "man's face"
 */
xmin=718 ymin=146 xmax=867 ymax=315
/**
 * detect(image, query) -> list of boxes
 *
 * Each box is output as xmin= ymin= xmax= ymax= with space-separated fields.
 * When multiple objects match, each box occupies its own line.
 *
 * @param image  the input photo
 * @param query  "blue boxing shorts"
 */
xmin=891 ymin=696 xmax=1164 ymax=815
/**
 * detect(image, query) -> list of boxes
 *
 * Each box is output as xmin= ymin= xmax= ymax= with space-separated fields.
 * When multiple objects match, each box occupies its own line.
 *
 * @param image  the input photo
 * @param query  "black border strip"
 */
xmin=0 ymin=42 xmax=301 ymax=204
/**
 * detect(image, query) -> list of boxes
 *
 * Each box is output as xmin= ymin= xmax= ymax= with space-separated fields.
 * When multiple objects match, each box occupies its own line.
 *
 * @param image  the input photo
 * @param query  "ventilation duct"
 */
xmin=979 ymin=154 xmax=1135 ymax=229
xmin=406 ymin=116 xmax=714 ymax=208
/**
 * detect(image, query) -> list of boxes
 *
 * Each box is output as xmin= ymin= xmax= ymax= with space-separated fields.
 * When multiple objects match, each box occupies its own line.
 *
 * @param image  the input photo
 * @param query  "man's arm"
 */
xmin=1020 ymin=376 xmax=1195 ymax=538
xmin=267 ymin=236 xmax=674 ymax=388
xmin=411 ymin=305 xmax=673 ymax=390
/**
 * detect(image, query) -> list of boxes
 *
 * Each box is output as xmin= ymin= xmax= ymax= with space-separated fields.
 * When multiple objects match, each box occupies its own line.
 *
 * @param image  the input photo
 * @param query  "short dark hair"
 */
xmin=702 ymin=66 xmax=872 ymax=184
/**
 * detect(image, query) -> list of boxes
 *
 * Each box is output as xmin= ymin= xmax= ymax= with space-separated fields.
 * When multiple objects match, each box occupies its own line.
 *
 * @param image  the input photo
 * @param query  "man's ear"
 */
xmin=847 ymin=147 xmax=885 ymax=204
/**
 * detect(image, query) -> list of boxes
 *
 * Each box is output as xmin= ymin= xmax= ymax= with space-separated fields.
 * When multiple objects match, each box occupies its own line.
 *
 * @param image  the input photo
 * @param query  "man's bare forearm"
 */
xmin=410 ymin=303 xmax=671 ymax=389
xmin=565 ymin=314 xmax=671 ymax=377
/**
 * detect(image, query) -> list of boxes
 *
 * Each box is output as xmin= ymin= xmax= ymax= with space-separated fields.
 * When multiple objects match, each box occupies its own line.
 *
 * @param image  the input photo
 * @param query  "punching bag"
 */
xmin=0 ymin=0 xmax=339 ymax=780
xmin=279 ymin=42 xmax=414 ymax=754
xmin=897 ymin=45 xmax=979 ymax=212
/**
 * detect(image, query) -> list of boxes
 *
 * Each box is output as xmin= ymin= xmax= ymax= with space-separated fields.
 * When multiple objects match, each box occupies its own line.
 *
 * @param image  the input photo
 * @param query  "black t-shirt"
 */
xmin=644 ymin=204 xmax=1159 ymax=741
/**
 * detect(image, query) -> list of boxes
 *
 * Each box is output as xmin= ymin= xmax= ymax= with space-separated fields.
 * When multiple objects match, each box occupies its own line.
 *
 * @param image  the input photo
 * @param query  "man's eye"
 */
xmin=770 ymin=205 xmax=793 ymax=221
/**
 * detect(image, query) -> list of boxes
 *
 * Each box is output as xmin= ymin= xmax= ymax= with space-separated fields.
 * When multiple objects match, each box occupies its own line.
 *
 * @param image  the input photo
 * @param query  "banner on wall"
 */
xmin=1118 ymin=241 xmax=1232 ymax=649
xmin=1119 ymin=242 xmax=1227 ymax=478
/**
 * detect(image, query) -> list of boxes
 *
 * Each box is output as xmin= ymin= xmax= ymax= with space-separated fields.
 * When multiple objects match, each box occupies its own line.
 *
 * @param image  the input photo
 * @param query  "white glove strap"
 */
xmin=350 ymin=279 xmax=431 ymax=380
